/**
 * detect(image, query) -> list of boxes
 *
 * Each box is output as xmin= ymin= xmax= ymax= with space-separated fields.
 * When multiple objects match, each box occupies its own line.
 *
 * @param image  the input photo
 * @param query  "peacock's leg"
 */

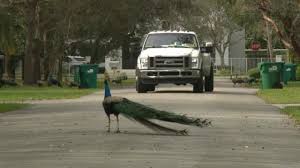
xmin=116 ymin=115 xmax=120 ymax=133
xmin=107 ymin=115 xmax=111 ymax=133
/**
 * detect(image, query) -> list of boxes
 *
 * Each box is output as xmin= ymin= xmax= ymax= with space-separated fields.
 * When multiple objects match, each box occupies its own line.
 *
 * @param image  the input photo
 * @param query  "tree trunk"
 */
xmin=43 ymin=33 xmax=49 ymax=81
xmin=122 ymin=36 xmax=130 ymax=69
xmin=57 ymin=42 xmax=64 ymax=83
xmin=91 ymin=38 xmax=100 ymax=64
xmin=261 ymin=12 xmax=300 ymax=61
xmin=24 ymin=15 xmax=35 ymax=84
xmin=44 ymin=58 xmax=49 ymax=81
xmin=24 ymin=0 xmax=39 ymax=85
xmin=266 ymin=21 xmax=274 ymax=61
xmin=3 ymin=54 xmax=11 ymax=80
xmin=0 ymin=58 xmax=4 ymax=80
xmin=33 ymin=39 xmax=42 ymax=81
xmin=220 ymin=53 xmax=225 ymax=69
xmin=291 ymin=35 xmax=300 ymax=62
xmin=216 ymin=47 xmax=226 ymax=69
xmin=57 ymin=55 xmax=63 ymax=83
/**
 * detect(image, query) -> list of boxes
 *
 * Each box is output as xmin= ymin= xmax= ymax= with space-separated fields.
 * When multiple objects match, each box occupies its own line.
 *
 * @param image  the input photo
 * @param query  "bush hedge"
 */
xmin=248 ymin=68 xmax=260 ymax=79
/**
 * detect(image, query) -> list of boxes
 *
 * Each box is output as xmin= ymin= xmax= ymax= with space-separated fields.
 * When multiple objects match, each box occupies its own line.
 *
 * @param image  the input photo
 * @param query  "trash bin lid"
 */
xmin=259 ymin=62 xmax=284 ymax=71
xmin=285 ymin=63 xmax=297 ymax=67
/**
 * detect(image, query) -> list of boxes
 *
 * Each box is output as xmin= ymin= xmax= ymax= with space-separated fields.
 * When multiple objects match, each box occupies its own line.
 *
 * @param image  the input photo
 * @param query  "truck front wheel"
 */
xmin=193 ymin=75 xmax=204 ymax=93
xmin=205 ymin=65 xmax=214 ymax=92
xmin=136 ymin=78 xmax=147 ymax=93
xmin=147 ymin=85 xmax=156 ymax=92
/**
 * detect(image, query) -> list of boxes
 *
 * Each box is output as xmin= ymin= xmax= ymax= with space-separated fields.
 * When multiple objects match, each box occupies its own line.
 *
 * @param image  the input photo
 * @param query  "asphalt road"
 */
xmin=1 ymin=79 xmax=300 ymax=168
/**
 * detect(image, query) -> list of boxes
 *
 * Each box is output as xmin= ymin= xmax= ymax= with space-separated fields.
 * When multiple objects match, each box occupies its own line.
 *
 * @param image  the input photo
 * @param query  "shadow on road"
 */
xmin=154 ymin=90 xmax=194 ymax=94
xmin=113 ymin=131 xmax=191 ymax=137
xmin=213 ymin=90 xmax=255 ymax=96
xmin=152 ymin=90 xmax=254 ymax=96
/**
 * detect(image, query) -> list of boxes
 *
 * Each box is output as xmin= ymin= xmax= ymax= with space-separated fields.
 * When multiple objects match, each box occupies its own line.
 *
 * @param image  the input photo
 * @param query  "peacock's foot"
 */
xmin=115 ymin=130 xmax=121 ymax=133
xmin=107 ymin=130 xmax=111 ymax=133
xmin=176 ymin=129 xmax=189 ymax=136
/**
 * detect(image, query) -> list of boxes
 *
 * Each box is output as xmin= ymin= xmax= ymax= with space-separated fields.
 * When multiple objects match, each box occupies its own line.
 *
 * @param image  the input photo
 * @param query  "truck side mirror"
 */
xmin=200 ymin=46 xmax=213 ymax=54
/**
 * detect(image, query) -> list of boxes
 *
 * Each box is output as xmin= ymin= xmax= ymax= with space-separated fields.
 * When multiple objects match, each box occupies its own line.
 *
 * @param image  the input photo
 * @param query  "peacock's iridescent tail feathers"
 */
xmin=112 ymin=98 xmax=212 ymax=128
xmin=135 ymin=118 xmax=188 ymax=135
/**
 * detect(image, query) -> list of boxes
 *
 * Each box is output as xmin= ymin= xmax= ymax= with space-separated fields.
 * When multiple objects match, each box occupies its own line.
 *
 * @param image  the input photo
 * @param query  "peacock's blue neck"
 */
xmin=104 ymin=80 xmax=112 ymax=98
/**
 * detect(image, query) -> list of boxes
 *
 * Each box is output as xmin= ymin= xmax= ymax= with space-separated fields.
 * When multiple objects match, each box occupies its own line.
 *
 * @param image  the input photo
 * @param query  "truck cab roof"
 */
xmin=148 ymin=31 xmax=196 ymax=35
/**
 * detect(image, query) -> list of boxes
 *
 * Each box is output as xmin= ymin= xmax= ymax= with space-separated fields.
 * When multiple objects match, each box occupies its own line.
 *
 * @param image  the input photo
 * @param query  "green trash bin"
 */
xmin=290 ymin=64 xmax=298 ymax=81
xmin=79 ymin=64 xmax=98 ymax=88
xmin=259 ymin=62 xmax=284 ymax=89
xmin=283 ymin=64 xmax=297 ymax=84
xmin=297 ymin=65 xmax=300 ymax=81
xmin=73 ymin=65 xmax=81 ymax=85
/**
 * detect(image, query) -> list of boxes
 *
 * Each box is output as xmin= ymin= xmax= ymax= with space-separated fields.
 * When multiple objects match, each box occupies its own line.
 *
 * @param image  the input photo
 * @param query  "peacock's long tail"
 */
xmin=112 ymin=98 xmax=212 ymax=128
xmin=135 ymin=118 xmax=188 ymax=135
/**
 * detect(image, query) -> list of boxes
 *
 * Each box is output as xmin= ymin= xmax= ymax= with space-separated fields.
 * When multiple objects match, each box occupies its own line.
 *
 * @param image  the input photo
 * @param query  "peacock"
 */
xmin=102 ymin=79 xmax=212 ymax=135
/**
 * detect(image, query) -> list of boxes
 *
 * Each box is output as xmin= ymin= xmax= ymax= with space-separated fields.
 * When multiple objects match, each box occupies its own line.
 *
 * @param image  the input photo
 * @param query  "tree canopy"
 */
xmin=0 ymin=0 xmax=299 ymax=84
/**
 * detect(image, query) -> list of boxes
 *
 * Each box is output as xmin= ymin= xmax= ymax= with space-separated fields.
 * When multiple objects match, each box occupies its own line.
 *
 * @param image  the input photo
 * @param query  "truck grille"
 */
xmin=149 ymin=57 xmax=190 ymax=69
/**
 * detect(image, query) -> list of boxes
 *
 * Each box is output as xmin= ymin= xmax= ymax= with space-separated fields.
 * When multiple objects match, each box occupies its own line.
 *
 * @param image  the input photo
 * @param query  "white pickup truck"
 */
xmin=136 ymin=31 xmax=214 ymax=93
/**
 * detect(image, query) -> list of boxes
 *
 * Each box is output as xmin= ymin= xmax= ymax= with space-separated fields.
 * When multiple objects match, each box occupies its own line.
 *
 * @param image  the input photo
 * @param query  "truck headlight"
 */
xmin=140 ymin=58 xmax=148 ymax=69
xmin=191 ymin=58 xmax=199 ymax=69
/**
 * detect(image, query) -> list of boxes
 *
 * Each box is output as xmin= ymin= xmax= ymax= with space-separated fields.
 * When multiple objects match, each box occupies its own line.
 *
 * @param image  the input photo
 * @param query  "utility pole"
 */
xmin=266 ymin=21 xmax=274 ymax=61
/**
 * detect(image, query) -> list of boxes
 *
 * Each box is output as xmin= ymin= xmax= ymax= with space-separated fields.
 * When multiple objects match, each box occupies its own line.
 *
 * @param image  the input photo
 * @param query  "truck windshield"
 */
xmin=144 ymin=33 xmax=198 ymax=49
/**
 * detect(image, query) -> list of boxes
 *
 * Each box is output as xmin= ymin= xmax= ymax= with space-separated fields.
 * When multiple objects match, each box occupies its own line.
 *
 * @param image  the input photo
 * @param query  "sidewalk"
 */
xmin=272 ymin=104 xmax=300 ymax=109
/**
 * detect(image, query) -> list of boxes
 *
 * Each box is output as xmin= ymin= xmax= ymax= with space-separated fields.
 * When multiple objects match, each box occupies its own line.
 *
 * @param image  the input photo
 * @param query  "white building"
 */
xmin=104 ymin=49 xmax=122 ymax=71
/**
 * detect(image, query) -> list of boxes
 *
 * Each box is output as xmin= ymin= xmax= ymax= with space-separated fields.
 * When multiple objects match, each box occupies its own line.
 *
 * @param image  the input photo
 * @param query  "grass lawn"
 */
xmin=0 ymin=79 xmax=136 ymax=102
xmin=257 ymin=81 xmax=300 ymax=104
xmin=281 ymin=106 xmax=300 ymax=123
xmin=121 ymin=78 xmax=136 ymax=86
xmin=0 ymin=104 xmax=29 ymax=113
xmin=0 ymin=87 xmax=97 ymax=101
xmin=98 ymin=78 xmax=136 ymax=89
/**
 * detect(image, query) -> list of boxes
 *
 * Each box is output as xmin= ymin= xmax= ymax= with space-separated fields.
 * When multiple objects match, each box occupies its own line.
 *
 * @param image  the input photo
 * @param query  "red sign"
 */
xmin=251 ymin=42 xmax=261 ymax=51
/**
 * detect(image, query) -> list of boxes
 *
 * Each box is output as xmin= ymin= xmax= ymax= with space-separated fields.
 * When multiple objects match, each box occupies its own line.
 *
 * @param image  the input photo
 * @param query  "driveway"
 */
xmin=0 ymin=79 xmax=300 ymax=168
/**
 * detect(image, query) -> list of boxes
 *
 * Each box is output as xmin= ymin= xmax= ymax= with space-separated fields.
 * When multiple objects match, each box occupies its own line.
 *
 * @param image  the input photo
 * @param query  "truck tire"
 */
xmin=136 ymin=78 xmax=147 ymax=93
xmin=148 ymin=85 xmax=156 ymax=92
xmin=205 ymin=65 xmax=214 ymax=92
xmin=193 ymin=74 xmax=204 ymax=93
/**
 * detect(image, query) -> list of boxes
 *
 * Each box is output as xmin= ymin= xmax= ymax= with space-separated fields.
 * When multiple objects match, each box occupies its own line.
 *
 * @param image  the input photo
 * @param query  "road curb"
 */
xmin=272 ymin=104 xmax=300 ymax=109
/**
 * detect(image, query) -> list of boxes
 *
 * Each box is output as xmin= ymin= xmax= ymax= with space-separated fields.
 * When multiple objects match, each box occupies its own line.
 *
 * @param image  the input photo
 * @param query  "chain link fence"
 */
xmin=7 ymin=57 xmax=300 ymax=81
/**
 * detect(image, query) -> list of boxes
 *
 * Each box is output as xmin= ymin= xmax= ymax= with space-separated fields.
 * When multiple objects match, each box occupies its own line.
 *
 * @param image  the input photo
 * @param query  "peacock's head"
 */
xmin=104 ymin=72 xmax=110 ymax=81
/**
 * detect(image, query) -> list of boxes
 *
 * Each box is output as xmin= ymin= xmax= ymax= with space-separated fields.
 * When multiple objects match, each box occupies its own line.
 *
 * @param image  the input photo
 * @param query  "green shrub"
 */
xmin=248 ymin=68 xmax=260 ymax=79
xmin=217 ymin=69 xmax=231 ymax=76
